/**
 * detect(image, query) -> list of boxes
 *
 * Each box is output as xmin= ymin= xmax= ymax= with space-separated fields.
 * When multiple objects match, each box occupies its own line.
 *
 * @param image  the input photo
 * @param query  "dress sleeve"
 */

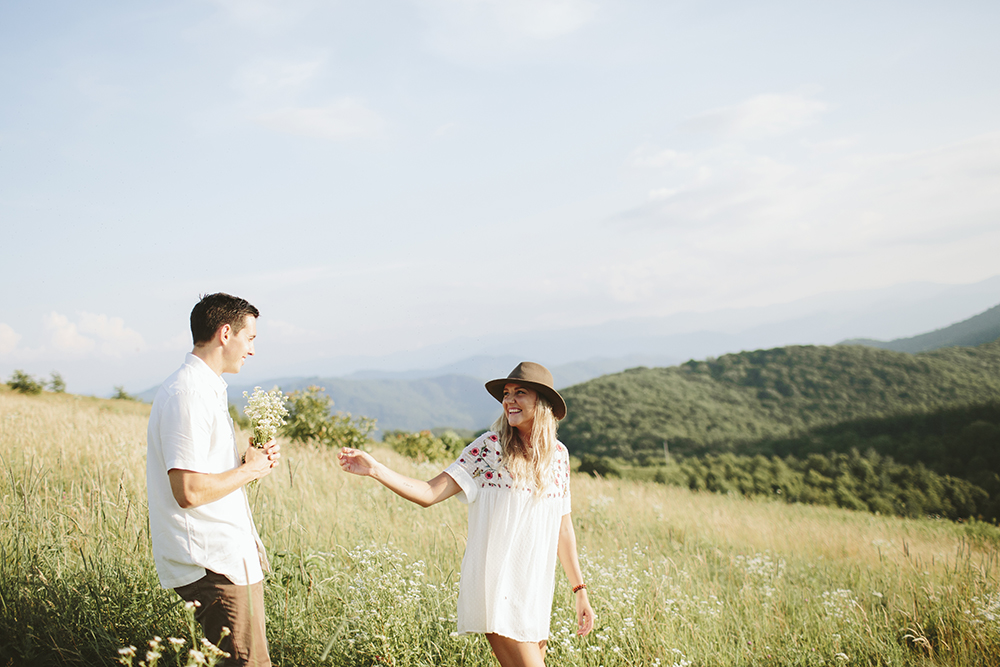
xmin=444 ymin=434 xmax=493 ymax=505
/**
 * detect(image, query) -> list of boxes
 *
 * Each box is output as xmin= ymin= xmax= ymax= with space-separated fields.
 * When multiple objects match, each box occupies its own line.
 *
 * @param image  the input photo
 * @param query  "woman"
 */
xmin=338 ymin=361 xmax=595 ymax=667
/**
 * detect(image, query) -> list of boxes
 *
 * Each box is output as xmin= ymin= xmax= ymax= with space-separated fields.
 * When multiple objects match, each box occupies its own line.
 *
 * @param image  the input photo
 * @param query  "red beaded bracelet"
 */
xmin=572 ymin=584 xmax=587 ymax=594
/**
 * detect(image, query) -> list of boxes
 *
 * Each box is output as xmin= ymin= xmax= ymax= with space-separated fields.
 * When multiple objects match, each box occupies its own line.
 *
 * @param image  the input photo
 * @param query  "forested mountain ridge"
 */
xmin=840 ymin=302 xmax=1000 ymax=353
xmin=559 ymin=340 xmax=1000 ymax=460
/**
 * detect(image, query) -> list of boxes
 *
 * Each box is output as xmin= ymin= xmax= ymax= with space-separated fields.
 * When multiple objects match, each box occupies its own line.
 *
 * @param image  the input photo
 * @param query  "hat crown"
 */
xmin=506 ymin=361 xmax=554 ymax=388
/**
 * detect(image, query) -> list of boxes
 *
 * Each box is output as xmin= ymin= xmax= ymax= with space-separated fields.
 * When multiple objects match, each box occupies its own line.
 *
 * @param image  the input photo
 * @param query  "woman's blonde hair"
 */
xmin=491 ymin=392 xmax=558 ymax=496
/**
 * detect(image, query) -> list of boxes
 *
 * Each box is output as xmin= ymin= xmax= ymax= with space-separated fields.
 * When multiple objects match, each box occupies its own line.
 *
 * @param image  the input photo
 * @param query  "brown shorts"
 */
xmin=174 ymin=570 xmax=271 ymax=667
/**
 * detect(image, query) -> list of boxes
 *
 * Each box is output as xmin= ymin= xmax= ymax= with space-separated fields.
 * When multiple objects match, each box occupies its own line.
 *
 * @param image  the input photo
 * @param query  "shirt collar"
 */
xmin=184 ymin=352 xmax=229 ymax=394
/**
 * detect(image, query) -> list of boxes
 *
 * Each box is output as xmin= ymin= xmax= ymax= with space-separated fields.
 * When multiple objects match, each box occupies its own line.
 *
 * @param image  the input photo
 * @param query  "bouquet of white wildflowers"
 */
xmin=243 ymin=387 xmax=289 ymax=449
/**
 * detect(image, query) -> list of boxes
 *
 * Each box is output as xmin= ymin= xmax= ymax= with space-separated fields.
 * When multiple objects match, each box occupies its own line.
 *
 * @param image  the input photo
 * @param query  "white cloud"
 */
xmin=208 ymin=0 xmax=319 ymax=30
xmin=163 ymin=331 xmax=193 ymax=352
xmin=263 ymin=319 xmax=321 ymax=342
xmin=492 ymin=0 xmax=597 ymax=39
xmin=0 ymin=323 xmax=20 ymax=355
xmin=684 ymin=92 xmax=828 ymax=139
xmin=78 ymin=313 xmax=146 ymax=357
xmin=256 ymin=98 xmax=386 ymax=140
xmin=628 ymin=147 xmax=691 ymax=170
xmin=44 ymin=312 xmax=95 ymax=356
xmin=232 ymin=57 xmax=324 ymax=98
xmin=612 ymin=130 xmax=1000 ymax=307
xmin=414 ymin=0 xmax=597 ymax=60
xmin=36 ymin=312 xmax=145 ymax=359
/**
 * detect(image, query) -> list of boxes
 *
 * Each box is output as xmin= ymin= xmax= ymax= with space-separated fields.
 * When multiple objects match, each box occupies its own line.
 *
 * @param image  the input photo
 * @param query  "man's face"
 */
xmin=221 ymin=315 xmax=256 ymax=374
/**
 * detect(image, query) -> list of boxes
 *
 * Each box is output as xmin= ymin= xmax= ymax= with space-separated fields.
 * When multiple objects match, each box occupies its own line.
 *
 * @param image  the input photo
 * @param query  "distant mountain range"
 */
xmin=137 ymin=354 xmax=678 ymax=433
xmin=136 ymin=277 xmax=1000 ymax=434
xmin=211 ymin=274 xmax=1000 ymax=385
xmin=840 ymin=302 xmax=1000 ymax=353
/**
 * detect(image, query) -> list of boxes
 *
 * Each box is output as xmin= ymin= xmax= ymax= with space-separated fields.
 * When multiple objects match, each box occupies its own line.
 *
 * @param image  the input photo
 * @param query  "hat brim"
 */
xmin=485 ymin=378 xmax=567 ymax=421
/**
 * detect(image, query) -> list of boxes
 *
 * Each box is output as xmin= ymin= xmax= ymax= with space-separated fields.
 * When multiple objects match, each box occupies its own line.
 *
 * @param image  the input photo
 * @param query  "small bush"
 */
xmin=383 ymin=430 xmax=453 ymax=463
xmin=326 ymin=412 xmax=377 ymax=450
xmin=283 ymin=386 xmax=376 ymax=450
xmin=112 ymin=385 xmax=137 ymax=401
xmin=48 ymin=372 xmax=66 ymax=393
xmin=578 ymin=454 xmax=622 ymax=478
xmin=284 ymin=386 xmax=334 ymax=443
xmin=7 ymin=370 xmax=43 ymax=395
xmin=438 ymin=430 xmax=468 ymax=458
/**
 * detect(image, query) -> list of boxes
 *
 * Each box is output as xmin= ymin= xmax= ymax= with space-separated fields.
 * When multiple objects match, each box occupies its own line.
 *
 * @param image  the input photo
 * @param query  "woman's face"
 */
xmin=502 ymin=382 xmax=538 ymax=433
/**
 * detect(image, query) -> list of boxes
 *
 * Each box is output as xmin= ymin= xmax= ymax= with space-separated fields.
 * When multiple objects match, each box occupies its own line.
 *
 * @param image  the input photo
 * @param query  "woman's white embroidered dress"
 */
xmin=444 ymin=431 xmax=572 ymax=642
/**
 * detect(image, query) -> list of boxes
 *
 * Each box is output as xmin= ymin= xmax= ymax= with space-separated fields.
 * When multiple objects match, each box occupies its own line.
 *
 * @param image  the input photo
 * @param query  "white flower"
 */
xmin=243 ymin=387 xmax=288 ymax=446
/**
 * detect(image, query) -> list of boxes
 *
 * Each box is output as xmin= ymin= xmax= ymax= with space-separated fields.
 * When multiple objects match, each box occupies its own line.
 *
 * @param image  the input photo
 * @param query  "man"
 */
xmin=147 ymin=293 xmax=280 ymax=667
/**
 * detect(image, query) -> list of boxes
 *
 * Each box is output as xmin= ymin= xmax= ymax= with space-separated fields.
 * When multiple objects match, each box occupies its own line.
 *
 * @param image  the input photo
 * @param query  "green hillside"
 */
xmin=841 ymin=302 xmax=1000 ymax=352
xmin=560 ymin=340 xmax=1000 ymax=460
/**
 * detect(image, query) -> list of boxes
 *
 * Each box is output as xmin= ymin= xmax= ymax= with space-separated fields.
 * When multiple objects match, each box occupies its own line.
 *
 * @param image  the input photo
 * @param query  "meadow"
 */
xmin=2 ymin=387 xmax=1000 ymax=666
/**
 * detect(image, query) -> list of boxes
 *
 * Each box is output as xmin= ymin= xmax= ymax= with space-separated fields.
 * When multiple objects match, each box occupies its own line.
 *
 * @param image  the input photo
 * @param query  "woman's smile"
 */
xmin=502 ymin=383 xmax=537 ymax=433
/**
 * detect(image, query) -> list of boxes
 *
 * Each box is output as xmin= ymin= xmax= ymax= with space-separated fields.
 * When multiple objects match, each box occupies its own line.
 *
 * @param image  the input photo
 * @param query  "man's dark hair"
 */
xmin=190 ymin=293 xmax=260 ymax=346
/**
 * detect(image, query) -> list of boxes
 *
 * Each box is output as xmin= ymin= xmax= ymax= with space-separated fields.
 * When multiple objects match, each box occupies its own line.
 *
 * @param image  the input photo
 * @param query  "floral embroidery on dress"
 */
xmin=454 ymin=433 xmax=570 ymax=497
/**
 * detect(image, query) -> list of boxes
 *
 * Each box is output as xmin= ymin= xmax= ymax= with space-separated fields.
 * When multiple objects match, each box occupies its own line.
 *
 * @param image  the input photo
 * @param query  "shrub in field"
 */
xmin=112 ymin=385 xmax=138 ymax=401
xmin=325 ymin=412 xmax=377 ymax=450
xmin=438 ymin=430 xmax=467 ymax=457
xmin=579 ymin=454 xmax=622 ymax=478
xmin=283 ymin=386 xmax=334 ymax=442
xmin=383 ymin=429 xmax=465 ymax=462
xmin=48 ymin=371 xmax=66 ymax=393
xmin=7 ymin=369 xmax=43 ymax=395
xmin=283 ymin=385 xmax=377 ymax=450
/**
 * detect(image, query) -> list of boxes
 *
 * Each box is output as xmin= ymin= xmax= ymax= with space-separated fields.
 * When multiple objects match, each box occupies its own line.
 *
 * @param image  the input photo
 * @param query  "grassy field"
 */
xmin=2 ymin=387 xmax=1000 ymax=666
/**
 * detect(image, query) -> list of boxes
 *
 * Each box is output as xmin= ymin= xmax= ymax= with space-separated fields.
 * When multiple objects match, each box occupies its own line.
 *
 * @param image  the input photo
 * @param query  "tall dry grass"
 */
xmin=2 ymin=386 xmax=999 ymax=666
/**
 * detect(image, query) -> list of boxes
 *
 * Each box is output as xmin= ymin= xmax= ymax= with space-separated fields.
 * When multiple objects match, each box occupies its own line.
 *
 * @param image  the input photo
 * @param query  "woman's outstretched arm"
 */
xmin=557 ymin=513 xmax=595 ymax=636
xmin=338 ymin=447 xmax=461 ymax=508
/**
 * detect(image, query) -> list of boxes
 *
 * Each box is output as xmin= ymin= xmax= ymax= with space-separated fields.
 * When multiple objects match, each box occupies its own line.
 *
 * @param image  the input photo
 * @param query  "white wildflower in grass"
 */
xmin=822 ymin=589 xmax=860 ymax=623
xmin=243 ymin=387 xmax=288 ymax=448
xmin=964 ymin=592 xmax=1000 ymax=632
xmin=734 ymin=551 xmax=786 ymax=599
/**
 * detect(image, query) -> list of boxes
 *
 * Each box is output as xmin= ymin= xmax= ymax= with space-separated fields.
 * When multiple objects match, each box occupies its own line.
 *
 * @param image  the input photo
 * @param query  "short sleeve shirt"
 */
xmin=146 ymin=354 xmax=265 ymax=589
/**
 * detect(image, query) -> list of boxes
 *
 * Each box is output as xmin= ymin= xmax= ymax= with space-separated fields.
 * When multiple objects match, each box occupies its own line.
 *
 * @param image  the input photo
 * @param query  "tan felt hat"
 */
xmin=485 ymin=361 xmax=567 ymax=420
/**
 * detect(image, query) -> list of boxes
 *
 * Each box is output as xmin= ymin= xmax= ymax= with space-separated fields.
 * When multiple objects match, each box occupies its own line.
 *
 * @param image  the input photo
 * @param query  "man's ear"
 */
xmin=218 ymin=323 xmax=232 ymax=343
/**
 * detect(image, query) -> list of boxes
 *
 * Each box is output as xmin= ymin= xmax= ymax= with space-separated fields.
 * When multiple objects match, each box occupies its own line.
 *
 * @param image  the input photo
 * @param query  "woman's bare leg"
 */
xmin=486 ymin=633 xmax=546 ymax=667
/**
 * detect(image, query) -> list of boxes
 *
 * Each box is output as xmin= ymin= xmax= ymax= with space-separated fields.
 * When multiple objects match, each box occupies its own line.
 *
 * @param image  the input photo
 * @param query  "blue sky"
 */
xmin=3 ymin=0 xmax=1000 ymax=394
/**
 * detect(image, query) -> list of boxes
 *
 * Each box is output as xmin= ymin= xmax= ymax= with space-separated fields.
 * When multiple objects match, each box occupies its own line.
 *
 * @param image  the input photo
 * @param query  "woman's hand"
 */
xmin=575 ymin=589 xmax=595 ymax=636
xmin=338 ymin=447 xmax=462 ymax=508
xmin=338 ymin=447 xmax=380 ymax=477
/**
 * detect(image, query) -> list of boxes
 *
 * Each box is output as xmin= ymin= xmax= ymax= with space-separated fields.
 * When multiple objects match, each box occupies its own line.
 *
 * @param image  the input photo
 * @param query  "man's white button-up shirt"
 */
xmin=147 ymin=353 xmax=266 ymax=589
